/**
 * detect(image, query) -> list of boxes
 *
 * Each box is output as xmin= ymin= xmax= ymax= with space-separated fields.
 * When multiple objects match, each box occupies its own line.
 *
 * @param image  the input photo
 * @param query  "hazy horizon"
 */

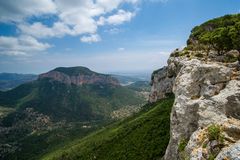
xmin=0 ymin=65 xmax=155 ymax=76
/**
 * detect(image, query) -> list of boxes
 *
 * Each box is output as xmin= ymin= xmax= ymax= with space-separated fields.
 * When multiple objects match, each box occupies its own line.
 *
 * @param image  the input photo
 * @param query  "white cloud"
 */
xmin=80 ymin=34 xmax=102 ymax=43
xmin=0 ymin=35 xmax=51 ymax=56
xmin=118 ymin=47 xmax=125 ymax=51
xmin=0 ymin=0 xmax=138 ymax=55
xmin=96 ymin=0 xmax=139 ymax=12
xmin=18 ymin=22 xmax=74 ymax=38
xmin=105 ymin=28 xmax=122 ymax=34
xmin=98 ymin=10 xmax=136 ymax=25
xmin=12 ymin=0 xmax=137 ymax=40
xmin=147 ymin=0 xmax=168 ymax=3
xmin=0 ymin=0 xmax=56 ymax=22
xmin=107 ymin=10 xmax=135 ymax=25
xmin=0 ymin=0 xmax=167 ymax=56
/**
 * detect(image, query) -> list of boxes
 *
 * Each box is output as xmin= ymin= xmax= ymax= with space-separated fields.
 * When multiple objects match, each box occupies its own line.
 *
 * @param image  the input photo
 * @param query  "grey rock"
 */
xmin=149 ymin=66 xmax=174 ymax=103
xmin=227 ymin=50 xmax=240 ymax=58
xmin=216 ymin=141 xmax=240 ymax=160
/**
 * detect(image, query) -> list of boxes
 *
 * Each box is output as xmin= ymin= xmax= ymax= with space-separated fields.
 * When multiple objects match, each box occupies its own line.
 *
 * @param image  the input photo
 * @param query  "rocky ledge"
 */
xmin=149 ymin=50 xmax=240 ymax=159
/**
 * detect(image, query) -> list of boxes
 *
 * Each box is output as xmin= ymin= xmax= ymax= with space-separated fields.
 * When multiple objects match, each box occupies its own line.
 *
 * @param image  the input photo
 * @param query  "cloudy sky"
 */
xmin=0 ymin=0 xmax=240 ymax=74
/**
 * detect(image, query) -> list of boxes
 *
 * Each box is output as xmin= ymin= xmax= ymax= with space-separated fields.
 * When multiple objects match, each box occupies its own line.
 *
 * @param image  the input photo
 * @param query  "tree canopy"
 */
xmin=187 ymin=14 xmax=240 ymax=53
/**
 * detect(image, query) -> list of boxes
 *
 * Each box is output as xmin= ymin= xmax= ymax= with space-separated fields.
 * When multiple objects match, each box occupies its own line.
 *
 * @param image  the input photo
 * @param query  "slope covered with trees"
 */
xmin=41 ymin=95 xmax=174 ymax=160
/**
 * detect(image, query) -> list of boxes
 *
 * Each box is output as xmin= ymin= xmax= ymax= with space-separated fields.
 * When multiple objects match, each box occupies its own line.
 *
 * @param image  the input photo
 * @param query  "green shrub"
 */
xmin=208 ymin=154 xmax=215 ymax=160
xmin=224 ymin=55 xmax=238 ymax=63
xmin=195 ymin=52 xmax=204 ymax=58
xmin=178 ymin=138 xmax=188 ymax=152
xmin=170 ymin=51 xmax=180 ymax=57
xmin=202 ymin=142 xmax=208 ymax=148
xmin=205 ymin=124 xmax=225 ymax=160
xmin=207 ymin=124 xmax=221 ymax=141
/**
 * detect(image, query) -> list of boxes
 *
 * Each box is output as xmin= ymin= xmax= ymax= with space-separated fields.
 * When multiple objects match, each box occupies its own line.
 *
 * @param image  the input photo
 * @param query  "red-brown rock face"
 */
xmin=38 ymin=70 xmax=120 ymax=86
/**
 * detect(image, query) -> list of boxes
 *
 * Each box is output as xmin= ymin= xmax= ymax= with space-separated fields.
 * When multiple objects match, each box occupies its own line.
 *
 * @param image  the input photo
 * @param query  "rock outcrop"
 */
xmin=39 ymin=67 xmax=120 ymax=86
xmin=149 ymin=50 xmax=240 ymax=159
xmin=149 ymin=67 xmax=174 ymax=103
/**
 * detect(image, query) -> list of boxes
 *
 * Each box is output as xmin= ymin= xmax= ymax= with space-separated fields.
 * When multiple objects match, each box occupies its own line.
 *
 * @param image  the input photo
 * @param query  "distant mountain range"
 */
xmin=0 ymin=73 xmax=37 ymax=91
xmin=0 ymin=70 xmax=150 ymax=91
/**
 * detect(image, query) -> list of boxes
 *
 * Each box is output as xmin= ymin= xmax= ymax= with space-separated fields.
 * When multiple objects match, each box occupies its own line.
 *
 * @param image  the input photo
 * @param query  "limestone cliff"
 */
xmin=149 ymin=13 xmax=240 ymax=159
xmin=149 ymin=50 xmax=240 ymax=159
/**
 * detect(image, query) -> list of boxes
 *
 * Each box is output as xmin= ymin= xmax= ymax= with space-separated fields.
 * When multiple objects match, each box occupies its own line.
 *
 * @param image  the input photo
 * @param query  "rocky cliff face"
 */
xmin=39 ymin=68 xmax=120 ymax=86
xmin=149 ymin=66 xmax=174 ymax=103
xmin=149 ymin=50 xmax=240 ymax=159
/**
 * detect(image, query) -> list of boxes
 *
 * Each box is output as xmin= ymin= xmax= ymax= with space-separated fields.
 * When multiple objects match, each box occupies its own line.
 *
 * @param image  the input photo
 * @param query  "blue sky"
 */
xmin=0 ymin=0 xmax=240 ymax=74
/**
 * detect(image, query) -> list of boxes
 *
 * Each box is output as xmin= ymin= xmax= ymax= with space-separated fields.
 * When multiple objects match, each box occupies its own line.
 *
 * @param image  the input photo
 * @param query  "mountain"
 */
xmin=40 ymin=95 xmax=174 ymax=160
xmin=0 ymin=73 xmax=37 ymax=91
xmin=0 ymin=66 xmax=144 ymax=121
xmin=0 ymin=66 xmax=145 ymax=159
xmin=39 ymin=67 xmax=120 ymax=86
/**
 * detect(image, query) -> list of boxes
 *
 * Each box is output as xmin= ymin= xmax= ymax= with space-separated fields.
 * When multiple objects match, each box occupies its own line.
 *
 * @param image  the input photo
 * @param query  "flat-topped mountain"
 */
xmin=53 ymin=66 xmax=97 ymax=76
xmin=0 ymin=66 xmax=143 ymax=121
xmin=39 ymin=67 xmax=120 ymax=86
